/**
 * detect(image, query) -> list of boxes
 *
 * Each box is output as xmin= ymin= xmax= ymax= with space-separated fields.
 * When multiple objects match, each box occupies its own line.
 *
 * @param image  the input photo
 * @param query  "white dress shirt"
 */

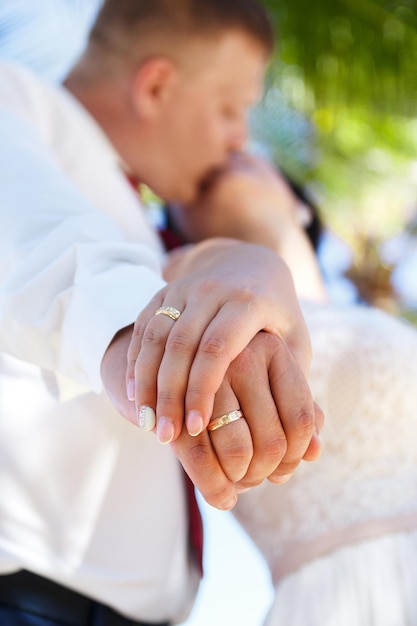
xmin=0 ymin=61 xmax=199 ymax=624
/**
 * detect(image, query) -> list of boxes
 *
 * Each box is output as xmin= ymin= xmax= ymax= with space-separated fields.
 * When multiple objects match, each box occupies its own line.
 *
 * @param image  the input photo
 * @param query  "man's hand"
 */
xmin=126 ymin=238 xmax=312 ymax=445
xmin=101 ymin=322 xmax=322 ymax=510
xmin=171 ymin=331 xmax=323 ymax=510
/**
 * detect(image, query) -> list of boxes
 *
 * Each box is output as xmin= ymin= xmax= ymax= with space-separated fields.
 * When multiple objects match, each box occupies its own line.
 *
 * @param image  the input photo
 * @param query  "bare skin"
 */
xmin=92 ymin=33 xmax=323 ymax=510
xmin=102 ymin=236 xmax=323 ymax=510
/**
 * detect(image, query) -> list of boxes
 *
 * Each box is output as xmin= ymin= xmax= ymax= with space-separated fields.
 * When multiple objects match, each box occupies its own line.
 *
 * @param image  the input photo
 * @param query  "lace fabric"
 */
xmin=234 ymin=302 xmax=417 ymax=582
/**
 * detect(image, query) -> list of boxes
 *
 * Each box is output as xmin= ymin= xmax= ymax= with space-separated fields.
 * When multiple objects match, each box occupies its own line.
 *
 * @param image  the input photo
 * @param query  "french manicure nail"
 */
xmin=127 ymin=379 xmax=135 ymax=401
xmin=157 ymin=417 xmax=175 ymax=444
xmin=187 ymin=410 xmax=204 ymax=437
xmin=138 ymin=405 xmax=156 ymax=432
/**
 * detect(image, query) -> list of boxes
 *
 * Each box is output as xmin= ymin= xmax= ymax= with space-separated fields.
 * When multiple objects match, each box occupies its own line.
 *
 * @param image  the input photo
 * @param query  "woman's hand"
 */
xmin=126 ymin=238 xmax=312 ymax=444
xmin=169 ymin=152 xmax=328 ymax=303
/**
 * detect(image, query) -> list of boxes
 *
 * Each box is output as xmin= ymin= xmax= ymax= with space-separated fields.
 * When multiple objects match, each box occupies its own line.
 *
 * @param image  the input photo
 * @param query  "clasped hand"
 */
xmin=102 ymin=238 xmax=323 ymax=510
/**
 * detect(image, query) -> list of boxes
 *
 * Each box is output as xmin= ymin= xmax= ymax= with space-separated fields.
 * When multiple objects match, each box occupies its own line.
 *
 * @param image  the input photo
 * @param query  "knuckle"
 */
xmin=132 ymin=321 xmax=146 ymax=337
xmin=293 ymin=406 xmax=316 ymax=437
xmin=127 ymin=353 xmax=136 ymax=368
xmin=235 ymin=286 xmax=257 ymax=305
xmin=127 ymin=349 xmax=140 ymax=367
xmin=166 ymin=332 xmax=193 ymax=355
xmin=269 ymin=460 xmax=301 ymax=483
xmin=281 ymin=407 xmax=316 ymax=464
xmin=199 ymin=334 xmax=228 ymax=358
xmin=217 ymin=440 xmax=253 ymax=466
xmin=237 ymin=475 xmax=264 ymax=490
xmin=186 ymin=387 xmax=212 ymax=404
xmin=260 ymin=436 xmax=288 ymax=465
xmin=186 ymin=442 xmax=213 ymax=470
xmin=157 ymin=388 xmax=178 ymax=404
xmin=127 ymin=338 xmax=142 ymax=363
xmin=196 ymin=277 xmax=220 ymax=296
xmin=141 ymin=326 xmax=166 ymax=348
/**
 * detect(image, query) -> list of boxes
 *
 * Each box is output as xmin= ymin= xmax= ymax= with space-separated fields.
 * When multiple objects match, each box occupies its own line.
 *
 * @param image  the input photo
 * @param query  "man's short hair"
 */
xmin=88 ymin=0 xmax=274 ymax=65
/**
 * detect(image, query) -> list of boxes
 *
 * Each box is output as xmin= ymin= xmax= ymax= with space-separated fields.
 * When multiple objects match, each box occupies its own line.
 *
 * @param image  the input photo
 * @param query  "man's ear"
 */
xmin=130 ymin=57 xmax=178 ymax=119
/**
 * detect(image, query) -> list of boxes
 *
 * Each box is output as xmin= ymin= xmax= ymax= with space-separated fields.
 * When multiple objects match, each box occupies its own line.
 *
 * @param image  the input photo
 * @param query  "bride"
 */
xmin=235 ymin=297 xmax=417 ymax=625
xmin=166 ymin=153 xmax=417 ymax=625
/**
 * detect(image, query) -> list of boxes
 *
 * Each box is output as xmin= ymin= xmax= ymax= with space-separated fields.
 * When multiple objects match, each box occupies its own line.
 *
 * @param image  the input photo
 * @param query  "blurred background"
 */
xmin=256 ymin=0 xmax=417 ymax=321
xmin=1 ymin=0 xmax=416 ymax=318
xmin=1 ymin=1 xmax=416 ymax=624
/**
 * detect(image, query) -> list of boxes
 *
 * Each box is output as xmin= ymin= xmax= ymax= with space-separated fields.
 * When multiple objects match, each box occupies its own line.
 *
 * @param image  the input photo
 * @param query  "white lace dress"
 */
xmin=233 ymin=302 xmax=417 ymax=626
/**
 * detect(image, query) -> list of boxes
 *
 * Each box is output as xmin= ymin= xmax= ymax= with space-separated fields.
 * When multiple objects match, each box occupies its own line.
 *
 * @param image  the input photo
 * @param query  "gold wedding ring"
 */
xmin=208 ymin=409 xmax=243 ymax=432
xmin=154 ymin=305 xmax=181 ymax=321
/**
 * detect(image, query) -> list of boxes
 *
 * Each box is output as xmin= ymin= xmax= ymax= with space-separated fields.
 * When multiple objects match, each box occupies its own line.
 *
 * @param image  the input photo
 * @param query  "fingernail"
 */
xmin=187 ymin=410 xmax=204 ymax=437
xmin=220 ymin=495 xmax=238 ymax=511
xmin=127 ymin=379 xmax=135 ymax=401
xmin=138 ymin=405 xmax=156 ymax=432
xmin=157 ymin=417 xmax=175 ymax=444
xmin=274 ymin=474 xmax=292 ymax=484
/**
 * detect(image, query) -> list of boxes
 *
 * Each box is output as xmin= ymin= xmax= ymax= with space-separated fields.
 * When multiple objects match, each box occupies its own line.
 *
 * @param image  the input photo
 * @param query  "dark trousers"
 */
xmin=0 ymin=571 xmax=170 ymax=626
xmin=0 ymin=606 xmax=61 ymax=626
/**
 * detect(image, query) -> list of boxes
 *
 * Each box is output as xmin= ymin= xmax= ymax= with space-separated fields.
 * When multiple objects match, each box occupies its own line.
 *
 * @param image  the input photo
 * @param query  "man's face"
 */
xmin=142 ymin=31 xmax=267 ymax=203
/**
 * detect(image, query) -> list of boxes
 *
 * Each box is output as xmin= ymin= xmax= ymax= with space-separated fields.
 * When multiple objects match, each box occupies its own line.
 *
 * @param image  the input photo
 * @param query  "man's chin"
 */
xmin=196 ymin=166 xmax=227 ymax=200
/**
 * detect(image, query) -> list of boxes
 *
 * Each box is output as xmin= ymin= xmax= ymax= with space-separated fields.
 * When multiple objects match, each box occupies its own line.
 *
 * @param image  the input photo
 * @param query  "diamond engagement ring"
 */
xmin=154 ymin=305 xmax=182 ymax=321
xmin=208 ymin=409 xmax=243 ymax=432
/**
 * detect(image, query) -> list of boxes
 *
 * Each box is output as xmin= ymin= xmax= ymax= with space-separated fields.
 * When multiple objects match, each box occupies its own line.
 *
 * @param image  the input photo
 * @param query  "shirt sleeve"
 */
xmin=0 ymin=104 xmax=166 ymax=392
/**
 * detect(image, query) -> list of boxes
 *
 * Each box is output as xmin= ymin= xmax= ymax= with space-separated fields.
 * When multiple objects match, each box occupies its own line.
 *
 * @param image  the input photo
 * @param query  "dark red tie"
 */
xmin=183 ymin=473 xmax=204 ymax=576
xmin=159 ymin=217 xmax=204 ymax=576
xmin=126 ymin=174 xmax=204 ymax=576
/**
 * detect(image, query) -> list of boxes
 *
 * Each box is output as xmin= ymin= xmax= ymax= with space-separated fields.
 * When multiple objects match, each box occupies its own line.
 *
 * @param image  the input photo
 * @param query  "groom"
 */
xmin=0 ymin=1 xmax=322 ymax=624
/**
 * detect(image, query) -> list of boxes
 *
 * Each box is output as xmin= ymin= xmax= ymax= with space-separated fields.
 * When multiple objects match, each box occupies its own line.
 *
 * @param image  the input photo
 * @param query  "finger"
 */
xmin=184 ymin=299 xmax=271 ymax=437
xmin=224 ymin=338 xmax=289 ymax=490
xmin=134 ymin=302 xmax=189 ymax=438
xmin=102 ymin=326 xmax=138 ymax=425
xmin=154 ymin=293 xmax=263 ymax=442
xmin=126 ymin=290 xmax=165 ymax=403
xmin=135 ymin=292 xmax=231 ymax=444
xmin=266 ymin=287 xmax=312 ymax=379
xmin=126 ymin=324 xmax=147 ymax=403
xmin=129 ymin=295 xmax=177 ymax=432
xmin=208 ymin=382 xmax=253 ymax=483
xmin=285 ymin=313 xmax=312 ymax=379
xmin=154 ymin=302 xmax=218 ymax=442
xmin=171 ymin=428 xmax=238 ymax=511
xmin=302 ymin=402 xmax=324 ymax=462
xmin=266 ymin=341 xmax=316 ymax=482
xmin=126 ymin=291 xmax=165 ymax=385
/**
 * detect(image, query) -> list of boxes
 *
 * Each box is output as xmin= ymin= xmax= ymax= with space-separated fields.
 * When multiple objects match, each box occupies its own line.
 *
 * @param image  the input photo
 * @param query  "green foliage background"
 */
xmin=254 ymin=0 xmax=417 ymax=248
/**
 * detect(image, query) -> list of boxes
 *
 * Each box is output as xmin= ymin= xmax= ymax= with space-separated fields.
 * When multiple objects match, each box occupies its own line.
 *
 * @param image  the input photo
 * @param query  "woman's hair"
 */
xmin=88 ymin=0 xmax=274 ymax=65
xmin=282 ymin=174 xmax=323 ymax=251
